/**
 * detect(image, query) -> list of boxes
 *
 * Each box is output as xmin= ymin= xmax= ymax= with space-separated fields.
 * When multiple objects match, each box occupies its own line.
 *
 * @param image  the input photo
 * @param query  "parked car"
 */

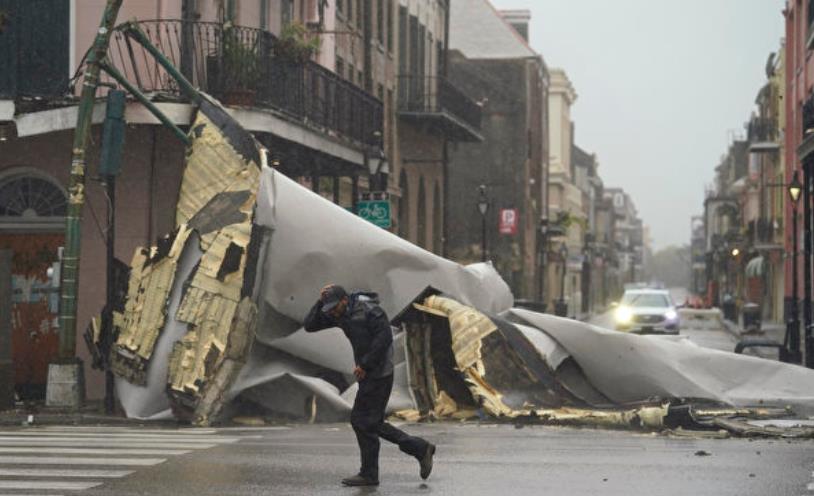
xmin=613 ymin=288 xmax=679 ymax=334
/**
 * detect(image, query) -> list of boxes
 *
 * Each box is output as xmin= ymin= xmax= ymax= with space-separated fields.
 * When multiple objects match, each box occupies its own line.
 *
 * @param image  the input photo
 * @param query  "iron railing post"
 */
xmin=99 ymin=60 xmax=191 ymax=145
xmin=122 ymin=22 xmax=200 ymax=103
xmin=58 ymin=0 xmax=124 ymax=360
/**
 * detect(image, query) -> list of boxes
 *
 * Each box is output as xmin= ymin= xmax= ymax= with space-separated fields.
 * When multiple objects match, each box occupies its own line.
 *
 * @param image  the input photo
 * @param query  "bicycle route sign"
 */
xmin=357 ymin=199 xmax=392 ymax=228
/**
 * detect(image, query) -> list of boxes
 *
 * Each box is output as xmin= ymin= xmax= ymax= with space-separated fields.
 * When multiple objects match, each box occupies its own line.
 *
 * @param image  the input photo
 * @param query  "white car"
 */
xmin=613 ymin=289 xmax=679 ymax=334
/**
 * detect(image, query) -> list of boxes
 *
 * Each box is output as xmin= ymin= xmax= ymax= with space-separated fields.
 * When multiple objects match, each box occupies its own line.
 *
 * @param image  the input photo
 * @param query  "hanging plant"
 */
xmin=276 ymin=21 xmax=321 ymax=64
xmin=0 ymin=10 xmax=9 ymax=34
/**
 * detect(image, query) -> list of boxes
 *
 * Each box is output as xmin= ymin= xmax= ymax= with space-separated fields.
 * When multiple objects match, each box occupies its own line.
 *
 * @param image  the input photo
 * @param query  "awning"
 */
xmin=745 ymin=256 xmax=765 ymax=278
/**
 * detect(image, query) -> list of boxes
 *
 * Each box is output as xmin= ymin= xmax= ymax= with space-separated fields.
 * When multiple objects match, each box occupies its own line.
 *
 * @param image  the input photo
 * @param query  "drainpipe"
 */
xmin=363 ymin=0 xmax=372 ymax=93
xmin=50 ymin=0 xmax=124 ymax=409
xmin=441 ymin=0 xmax=450 ymax=257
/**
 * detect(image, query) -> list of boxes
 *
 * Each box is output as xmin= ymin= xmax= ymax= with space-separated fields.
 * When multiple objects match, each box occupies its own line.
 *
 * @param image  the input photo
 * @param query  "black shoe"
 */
xmin=419 ymin=443 xmax=436 ymax=480
xmin=341 ymin=475 xmax=379 ymax=487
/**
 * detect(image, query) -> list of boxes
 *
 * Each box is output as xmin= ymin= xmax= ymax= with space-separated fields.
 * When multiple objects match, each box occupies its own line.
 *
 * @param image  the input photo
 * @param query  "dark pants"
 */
xmin=350 ymin=374 xmax=428 ymax=480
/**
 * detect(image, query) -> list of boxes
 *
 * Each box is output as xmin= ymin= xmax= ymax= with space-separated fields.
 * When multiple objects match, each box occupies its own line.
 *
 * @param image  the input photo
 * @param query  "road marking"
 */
xmin=0 ymin=447 xmax=191 ymax=456
xmin=0 ymin=480 xmax=102 ymax=490
xmin=0 ymin=427 xmax=245 ymax=494
xmin=4 ymin=432 xmax=239 ymax=442
xmin=0 ymin=438 xmax=216 ymax=449
xmin=0 ymin=456 xmax=166 ymax=466
xmin=0 ymin=468 xmax=133 ymax=478
xmin=39 ymin=427 xmax=218 ymax=434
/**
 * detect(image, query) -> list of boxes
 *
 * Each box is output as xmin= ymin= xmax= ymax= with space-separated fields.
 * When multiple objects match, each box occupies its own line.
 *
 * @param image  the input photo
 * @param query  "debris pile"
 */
xmin=88 ymin=93 xmax=814 ymax=438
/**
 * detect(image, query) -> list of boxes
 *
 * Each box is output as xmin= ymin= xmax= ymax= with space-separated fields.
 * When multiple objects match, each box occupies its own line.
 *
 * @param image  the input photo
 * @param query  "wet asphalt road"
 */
xmin=64 ymin=423 xmax=813 ymax=496
xmin=5 ymin=295 xmax=808 ymax=496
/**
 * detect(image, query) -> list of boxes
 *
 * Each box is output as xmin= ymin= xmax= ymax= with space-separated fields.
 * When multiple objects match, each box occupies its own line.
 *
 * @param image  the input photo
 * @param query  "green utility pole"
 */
xmin=58 ymin=0 xmax=124 ymax=360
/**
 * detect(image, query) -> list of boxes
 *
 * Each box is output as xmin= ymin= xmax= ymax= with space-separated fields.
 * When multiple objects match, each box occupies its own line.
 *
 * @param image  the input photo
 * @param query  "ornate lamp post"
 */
xmin=788 ymin=170 xmax=803 ymax=364
xmin=555 ymin=243 xmax=569 ymax=317
xmin=477 ymin=185 xmax=489 ymax=262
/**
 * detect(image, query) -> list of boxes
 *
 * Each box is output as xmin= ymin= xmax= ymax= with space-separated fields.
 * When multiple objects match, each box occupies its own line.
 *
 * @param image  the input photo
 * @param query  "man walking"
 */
xmin=304 ymin=285 xmax=436 ymax=487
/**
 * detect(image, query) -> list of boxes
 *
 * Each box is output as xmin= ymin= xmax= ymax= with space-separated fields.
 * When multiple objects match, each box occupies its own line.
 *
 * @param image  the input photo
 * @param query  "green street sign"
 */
xmin=357 ymin=199 xmax=391 ymax=228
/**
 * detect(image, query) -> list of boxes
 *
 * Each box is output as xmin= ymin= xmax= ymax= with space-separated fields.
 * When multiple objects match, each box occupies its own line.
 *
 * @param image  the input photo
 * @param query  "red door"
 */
xmin=0 ymin=233 xmax=62 ymax=400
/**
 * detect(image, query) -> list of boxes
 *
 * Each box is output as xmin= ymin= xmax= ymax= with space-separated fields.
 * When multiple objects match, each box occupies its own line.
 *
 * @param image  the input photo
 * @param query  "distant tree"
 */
xmin=645 ymin=245 xmax=691 ymax=290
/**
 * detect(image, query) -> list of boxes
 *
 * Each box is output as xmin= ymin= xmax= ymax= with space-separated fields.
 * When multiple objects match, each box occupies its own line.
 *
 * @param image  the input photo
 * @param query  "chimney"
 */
xmin=499 ymin=10 xmax=531 ymax=42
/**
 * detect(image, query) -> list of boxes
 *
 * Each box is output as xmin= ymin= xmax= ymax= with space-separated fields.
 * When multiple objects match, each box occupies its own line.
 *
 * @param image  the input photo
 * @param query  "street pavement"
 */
xmin=0 ymin=296 xmax=808 ymax=496
xmin=0 ymin=424 xmax=809 ymax=496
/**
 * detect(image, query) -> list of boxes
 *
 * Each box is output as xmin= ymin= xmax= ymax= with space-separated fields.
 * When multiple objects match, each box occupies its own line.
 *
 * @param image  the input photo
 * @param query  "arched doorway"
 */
xmin=417 ymin=177 xmax=427 ymax=248
xmin=398 ymin=170 xmax=409 ymax=239
xmin=0 ymin=169 xmax=66 ymax=400
xmin=433 ymin=182 xmax=442 ymax=254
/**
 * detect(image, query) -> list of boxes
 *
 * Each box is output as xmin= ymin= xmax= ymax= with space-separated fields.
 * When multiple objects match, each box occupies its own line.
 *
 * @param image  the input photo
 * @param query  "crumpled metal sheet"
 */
xmin=112 ymin=97 xmax=264 ymax=423
xmin=108 ymin=92 xmax=514 ymax=424
xmin=507 ymin=308 xmax=814 ymax=417
xmin=110 ymin=227 xmax=193 ymax=385
xmin=392 ymin=294 xmax=814 ymax=435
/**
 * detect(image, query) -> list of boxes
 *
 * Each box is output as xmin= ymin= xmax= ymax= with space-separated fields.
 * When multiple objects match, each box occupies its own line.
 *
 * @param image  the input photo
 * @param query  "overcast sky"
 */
xmin=488 ymin=0 xmax=786 ymax=250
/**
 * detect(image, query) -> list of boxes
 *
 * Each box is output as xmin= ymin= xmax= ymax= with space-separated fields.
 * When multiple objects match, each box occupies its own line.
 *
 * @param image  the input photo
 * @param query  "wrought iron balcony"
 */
xmin=396 ymin=75 xmax=483 ymax=142
xmin=803 ymin=93 xmax=814 ymax=141
xmin=747 ymin=116 xmax=779 ymax=152
xmin=104 ymin=20 xmax=382 ymax=147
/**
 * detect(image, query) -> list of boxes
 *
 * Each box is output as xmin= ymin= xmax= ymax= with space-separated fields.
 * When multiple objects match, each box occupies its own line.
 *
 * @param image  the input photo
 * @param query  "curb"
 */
xmin=0 ymin=408 xmax=178 ymax=428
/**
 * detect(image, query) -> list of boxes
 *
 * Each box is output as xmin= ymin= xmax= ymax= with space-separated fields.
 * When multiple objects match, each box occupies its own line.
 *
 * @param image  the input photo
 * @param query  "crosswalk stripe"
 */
xmin=0 ymin=468 xmax=133 ymax=478
xmin=38 ymin=427 xmax=218 ymax=435
xmin=0 ymin=439 xmax=216 ymax=449
xmin=4 ymin=432 xmax=239 ymax=442
xmin=0 ymin=456 xmax=166 ymax=466
xmin=0 ymin=447 xmax=191 ymax=456
xmin=0 ymin=480 xmax=102 ymax=490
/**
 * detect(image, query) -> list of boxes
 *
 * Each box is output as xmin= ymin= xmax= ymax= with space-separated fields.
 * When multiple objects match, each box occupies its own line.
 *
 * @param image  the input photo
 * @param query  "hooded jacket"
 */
xmin=304 ymin=291 xmax=394 ymax=379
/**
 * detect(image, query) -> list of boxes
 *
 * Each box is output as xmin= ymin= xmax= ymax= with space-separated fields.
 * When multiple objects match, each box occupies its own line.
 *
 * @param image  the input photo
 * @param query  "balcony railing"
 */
xmin=396 ymin=75 xmax=482 ymax=142
xmin=803 ymin=93 xmax=814 ymax=140
xmin=104 ymin=20 xmax=382 ymax=147
xmin=747 ymin=117 xmax=778 ymax=144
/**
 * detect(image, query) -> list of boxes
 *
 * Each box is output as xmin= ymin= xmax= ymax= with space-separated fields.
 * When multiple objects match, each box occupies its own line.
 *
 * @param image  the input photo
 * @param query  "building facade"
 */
xmin=445 ymin=1 xmax=548 ymax=300
xmin=0 ymin=0 xmax=386 ymax=399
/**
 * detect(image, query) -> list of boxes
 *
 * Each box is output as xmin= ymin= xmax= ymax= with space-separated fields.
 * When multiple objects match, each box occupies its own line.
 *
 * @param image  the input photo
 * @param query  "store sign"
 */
xmin=499 ymin=208 xmax=519 ymax=235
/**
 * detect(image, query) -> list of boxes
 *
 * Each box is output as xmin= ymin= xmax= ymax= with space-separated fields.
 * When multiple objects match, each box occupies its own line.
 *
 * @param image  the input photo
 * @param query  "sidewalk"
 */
xmin=0 ymin=401 xmax=172 ymax=427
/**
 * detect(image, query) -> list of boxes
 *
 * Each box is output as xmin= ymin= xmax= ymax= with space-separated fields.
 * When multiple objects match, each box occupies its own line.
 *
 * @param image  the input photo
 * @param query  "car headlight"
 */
xmin=615 ymin=306 xmax=633 ymax=324
xmin=665 ymin=310 xmax=678 ymax=321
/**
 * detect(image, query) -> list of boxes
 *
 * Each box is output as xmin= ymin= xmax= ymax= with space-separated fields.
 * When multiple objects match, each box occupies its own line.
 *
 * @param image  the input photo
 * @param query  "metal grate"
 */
xmin=0 ymin=175 xmax=67 ymax=218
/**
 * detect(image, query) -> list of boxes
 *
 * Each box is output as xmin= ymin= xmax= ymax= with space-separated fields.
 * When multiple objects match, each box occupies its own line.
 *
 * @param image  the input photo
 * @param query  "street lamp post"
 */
xmin=788 ymin=171 xmax=802 ymax=364
xmin=555 ymin=243 xmax=569 ymax=317
xmin=539 ymin=218 xmax=548 ymax=305
xmin=477 ymin=185 xmax=489 ymax=262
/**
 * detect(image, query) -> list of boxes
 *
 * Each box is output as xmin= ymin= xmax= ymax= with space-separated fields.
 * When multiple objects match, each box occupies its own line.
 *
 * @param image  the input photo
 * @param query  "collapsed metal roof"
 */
xmin=88 ymin=91 xmax=814 ymax=438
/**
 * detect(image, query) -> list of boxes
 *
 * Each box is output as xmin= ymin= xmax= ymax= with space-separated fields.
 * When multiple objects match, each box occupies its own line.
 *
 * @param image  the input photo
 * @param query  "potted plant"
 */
xmin=275 ymin=21 xmax=320 ymax=64
xmin=216 ymin=23 xmax=261 ymax=106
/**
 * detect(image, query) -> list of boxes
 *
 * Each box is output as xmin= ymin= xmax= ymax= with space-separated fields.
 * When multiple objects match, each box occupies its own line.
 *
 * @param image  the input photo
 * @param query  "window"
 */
xmin=282 ymin=0 xmax=293 ymax=26
xmin=337 ymin=0 xmax=344 ymax=14
xmin=0 ymin=173 xmax=67 ymax=221
xmin=377 ymin=83 xmax=384 ymax=101
xmin=347 ymin=0 xmax=353 ymax=23
xmin=259 ymin=0 xmax=268 ymax=30
xmin=377 ymin=0 xmax=384 ymax=44
xmin=226 ymin=0 xmax=237 ymax=21
xmin=398 ymin=170 xmax=409 ymax=238
xmin=433 ymin=183 xmax=442 ymax=253
xmin=398 ymin=7 xmax=408 ymax=74
xmin=387 ymin=0 xmax=394 ymax=52
xmin=357 ymin=69 xmax=364 ymax=87
xmin=621 ymin=293 xmax=670 ymax=308
xmin=336 ymin=57 xmax=345 ymax=79
xmin=417 ymin=177 xmax=427 ymax=247
xmin=357 ymin=0 xmax=363 ymax=28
